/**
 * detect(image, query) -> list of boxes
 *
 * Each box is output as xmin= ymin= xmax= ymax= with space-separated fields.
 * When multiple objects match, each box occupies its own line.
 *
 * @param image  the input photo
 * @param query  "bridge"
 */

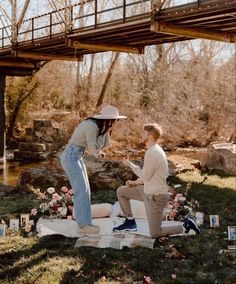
xmin=0 ymin=0 xmax=236 ymax=76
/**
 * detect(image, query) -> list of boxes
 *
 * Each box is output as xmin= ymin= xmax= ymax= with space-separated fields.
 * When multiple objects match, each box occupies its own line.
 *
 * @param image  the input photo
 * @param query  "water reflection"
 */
xmin=0 ymin=160 xmax=49 ymax=187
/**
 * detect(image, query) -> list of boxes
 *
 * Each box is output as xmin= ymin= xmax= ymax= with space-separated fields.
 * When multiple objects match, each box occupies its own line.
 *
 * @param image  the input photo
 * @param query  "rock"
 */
xmin=167 ymin=155 xmax=199 ymax=173
xmin=0 ymin=184 xmax=17 ymax=196
xmin=33 ymin=120 xmax=52 ymax=129
xmin=201 ymin=142 xmax=236 ymax=175
xmin=17 ymin=168 xmax=69 ymax=192
xmin=19 ymin=142 xmax=46 ymax=152
xmin=85 ymin=155 xmax=137 ymax=191
xmin=25 ymin=127 xmax=33 ymax=136
xmin=14 ymin=150 xmax=50 ymax=160
xmin=13 ymin=120 xmax=67 ymax=161
xmin=17 ymin=153 xmax=178 ymax=192
xmin=17 ymin=154 xmax=138 ymax=192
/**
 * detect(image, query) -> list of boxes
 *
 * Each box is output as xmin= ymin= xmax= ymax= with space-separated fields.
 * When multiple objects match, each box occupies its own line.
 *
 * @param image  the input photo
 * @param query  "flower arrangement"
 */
xmin=165 ymin=184 xmax=200 ymax=221
xmin=30 ymin=186 xmax=74 ymax=223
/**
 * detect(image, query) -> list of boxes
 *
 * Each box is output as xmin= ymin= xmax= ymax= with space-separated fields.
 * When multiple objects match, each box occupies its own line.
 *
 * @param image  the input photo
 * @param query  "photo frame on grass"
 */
xmin=195 ymin=212 xmax=204 ymax=225
xmin=20 ymin=214 xmax=30 ymax=227
xmin=10 ymin=219 xmax=19 ymax=232
xmin=228 ymin=226 xmax=236 ymax=240
xmin=210 ymin=215 xmax=219 ymax=227
xmin=0 ymin=224 xmax=6 ymax=237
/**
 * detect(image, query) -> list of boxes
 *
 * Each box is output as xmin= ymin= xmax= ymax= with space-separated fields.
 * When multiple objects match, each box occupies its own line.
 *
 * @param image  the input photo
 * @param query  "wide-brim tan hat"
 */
xmin=93 ymin=106 xmax=127 ymax=119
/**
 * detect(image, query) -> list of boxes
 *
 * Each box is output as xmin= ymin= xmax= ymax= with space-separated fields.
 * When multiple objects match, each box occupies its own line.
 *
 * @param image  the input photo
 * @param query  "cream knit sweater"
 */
xmin=129 ymin=144 xmax=169 ymax=195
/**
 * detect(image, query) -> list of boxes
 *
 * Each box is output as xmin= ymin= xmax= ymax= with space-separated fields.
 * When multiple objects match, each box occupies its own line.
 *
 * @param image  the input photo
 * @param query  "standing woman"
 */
xmin=60 ymin=106 xmax=126 ymax=234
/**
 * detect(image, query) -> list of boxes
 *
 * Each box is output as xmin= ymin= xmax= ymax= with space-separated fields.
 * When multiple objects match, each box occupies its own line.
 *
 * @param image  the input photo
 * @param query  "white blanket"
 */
xmin=36 ymin=218 xmax=195 ymax=238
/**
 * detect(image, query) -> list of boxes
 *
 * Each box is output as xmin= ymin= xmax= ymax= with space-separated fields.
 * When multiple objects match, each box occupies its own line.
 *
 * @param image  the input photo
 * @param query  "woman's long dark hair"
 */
xmin=86 ymin=118 xmax=116 ymax=135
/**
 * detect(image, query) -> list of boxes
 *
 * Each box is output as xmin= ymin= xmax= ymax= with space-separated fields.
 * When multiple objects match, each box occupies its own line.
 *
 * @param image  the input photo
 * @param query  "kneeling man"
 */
xmin=113 ymin=123 xmax=200 ymax=237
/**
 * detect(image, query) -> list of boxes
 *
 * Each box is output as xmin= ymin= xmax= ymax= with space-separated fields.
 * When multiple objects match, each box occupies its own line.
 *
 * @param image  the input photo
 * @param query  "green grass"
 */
xmin=0 ymin=170 xmax=236 ymax=284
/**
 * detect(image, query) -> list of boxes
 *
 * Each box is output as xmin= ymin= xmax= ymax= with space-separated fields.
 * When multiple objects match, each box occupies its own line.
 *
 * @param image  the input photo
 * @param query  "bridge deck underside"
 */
xmin=0 ymin=0 xmax=235 ymax=76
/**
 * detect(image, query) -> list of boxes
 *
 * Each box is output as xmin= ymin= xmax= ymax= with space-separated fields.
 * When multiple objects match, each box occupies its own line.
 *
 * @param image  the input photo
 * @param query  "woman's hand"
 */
xmin=126 ymin=180 xmax=138 ymax=187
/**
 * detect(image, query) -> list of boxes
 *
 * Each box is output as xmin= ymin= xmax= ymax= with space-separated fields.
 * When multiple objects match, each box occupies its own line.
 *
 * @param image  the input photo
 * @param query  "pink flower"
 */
xmin=172 ymin=209 xmax=178 ymax=217
xmin=52 ymin=193 xmax=60 ymax=201
xmin=173 ymin=202 xmax=180 ymax=209
xmin=171 ymin=274 xmax=177 ymax=279
xmin=144 ymin=276 xmax=152 ymax=284
xmin=61 ymin=186 xmax=69 ymax=193
xmin=31 ymin=208 xmax=37 ymax=216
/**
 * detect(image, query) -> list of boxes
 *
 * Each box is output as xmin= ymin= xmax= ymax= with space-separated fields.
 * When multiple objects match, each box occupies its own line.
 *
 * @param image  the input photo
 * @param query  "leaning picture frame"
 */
xmin=228 ymin=226 xmax=236 ymax=240
xmin=10 ymin=219 xmax=20 ymax=232
xmin=195 ymin=212 xmax=204 ymax=225
xmin=0 ymin=224 xmax=6 ymax=237
xmin=20 ymin=214 xmax=30 ymax=227
xmin=209 ymin=215 xmax=219 ymax=227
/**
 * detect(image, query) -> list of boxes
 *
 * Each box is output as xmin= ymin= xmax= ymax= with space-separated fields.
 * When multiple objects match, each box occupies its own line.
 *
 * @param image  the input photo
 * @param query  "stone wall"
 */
xmin=14 ymin=120 xmax=67 ymax=161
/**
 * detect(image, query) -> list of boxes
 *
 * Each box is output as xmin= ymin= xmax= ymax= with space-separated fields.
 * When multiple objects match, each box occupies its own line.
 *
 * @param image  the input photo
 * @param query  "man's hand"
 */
xmin=126 ymin=180 xmax=138 ymax=187
xmin=98 ymin=150 xmax=106 ymax=158
xmin=122 ymin=154 xmax=130 ymax=167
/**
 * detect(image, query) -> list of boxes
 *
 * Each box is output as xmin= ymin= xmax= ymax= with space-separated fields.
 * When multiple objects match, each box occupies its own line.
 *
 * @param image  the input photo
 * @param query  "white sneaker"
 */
xmin=77 ymin=224 xmax=100 ymax=236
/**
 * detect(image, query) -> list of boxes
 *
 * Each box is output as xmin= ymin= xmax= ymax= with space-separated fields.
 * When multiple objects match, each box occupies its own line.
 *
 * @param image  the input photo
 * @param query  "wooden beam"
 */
xmin=151 ymin=21 xmax=236 ymax=43
xmin=14 ymin=51 xmax=83 ymax=61
xmin=68 ymin=39 xmax=144 ymax=54
xmin=0 ymin=67 xmax=33 ymax=76
xmin=0 ymin=60 xmax=35 ymax=68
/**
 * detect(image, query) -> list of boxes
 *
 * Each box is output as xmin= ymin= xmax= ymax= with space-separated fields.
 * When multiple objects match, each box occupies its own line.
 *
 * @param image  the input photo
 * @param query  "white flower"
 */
xmin=48 ymin=201 xmax=55 ymax=207
xmin=178 ymin=197 xmax=186 ymax=203
xmin=58 ymin=207 xmax=67 ymax=216
xmin=47 ymin=187 xmax=55 ymax=194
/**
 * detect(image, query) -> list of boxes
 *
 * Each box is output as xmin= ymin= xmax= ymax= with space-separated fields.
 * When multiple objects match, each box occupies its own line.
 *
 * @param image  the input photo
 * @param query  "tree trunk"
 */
xmin=0 ymin=75 xmax=6 ymax=161
xmin=96 ymin=52 xmax=120 ymax=107
xmin=6 ymin=81 xmax=39 ymax=141
xmin=86 ymin=53 xmax=96 ymax=100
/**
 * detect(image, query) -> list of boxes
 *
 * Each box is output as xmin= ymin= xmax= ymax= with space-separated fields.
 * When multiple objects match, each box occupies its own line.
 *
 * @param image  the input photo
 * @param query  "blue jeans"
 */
xmin=60 ymin=143 xmax=92 ymax=226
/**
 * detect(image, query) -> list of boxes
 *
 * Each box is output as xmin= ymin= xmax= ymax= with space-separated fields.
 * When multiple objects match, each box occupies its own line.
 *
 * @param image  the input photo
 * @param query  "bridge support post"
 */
xmin=151 ymin=0 xmax=162 ymax=20
xmin=65 ymin=0 xmax=72 ymax=33
xmin=11 ymin=0 xmax=17 ymax=45
xmin=0 ymin=75 xmax=6 ymax=163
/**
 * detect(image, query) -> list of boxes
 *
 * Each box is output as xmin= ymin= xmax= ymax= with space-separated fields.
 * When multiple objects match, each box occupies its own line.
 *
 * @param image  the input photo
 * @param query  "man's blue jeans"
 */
xmin=60 ymin=143 xmax=92 ymax=226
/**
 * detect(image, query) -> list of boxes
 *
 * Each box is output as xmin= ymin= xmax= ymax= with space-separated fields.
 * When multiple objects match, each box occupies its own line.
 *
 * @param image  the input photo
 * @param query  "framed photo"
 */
xmin=20 ymin=214 xmax=30 ymax=227
xmin=196 ymin=212 xmax=204 ymax=225
xmin=228 ymin=226 xmax=236 ymax=240
xmin=0 ymin=224 xmax=6 ymax=237
xmin=228 ymin=245 xmax=236 ymax=256
xmin=210 ymin=215 xmax=219 ymax=227
xmin=10 ymin=219 xmax=19 ymax=232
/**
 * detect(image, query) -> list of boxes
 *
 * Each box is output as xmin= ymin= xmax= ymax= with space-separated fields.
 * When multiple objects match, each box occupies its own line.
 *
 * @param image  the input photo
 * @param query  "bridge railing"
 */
xmin=0 ymin=0 xmax=205 ymax=50
xmin=0 ymin=0 xmax=152 ymax=50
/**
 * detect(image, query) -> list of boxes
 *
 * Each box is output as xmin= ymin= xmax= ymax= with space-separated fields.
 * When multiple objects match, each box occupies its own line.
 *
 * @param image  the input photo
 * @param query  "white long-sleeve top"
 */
xmin=68 ymin=119 xmax=111 ymax=156
xmin=129 ymin=144 xmax=169 ymax=195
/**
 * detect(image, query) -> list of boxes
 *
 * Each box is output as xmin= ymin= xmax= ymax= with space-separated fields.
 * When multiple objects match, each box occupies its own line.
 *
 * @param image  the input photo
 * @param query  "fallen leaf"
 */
xmin=166 ymin=247 xmax=185 ymax=259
